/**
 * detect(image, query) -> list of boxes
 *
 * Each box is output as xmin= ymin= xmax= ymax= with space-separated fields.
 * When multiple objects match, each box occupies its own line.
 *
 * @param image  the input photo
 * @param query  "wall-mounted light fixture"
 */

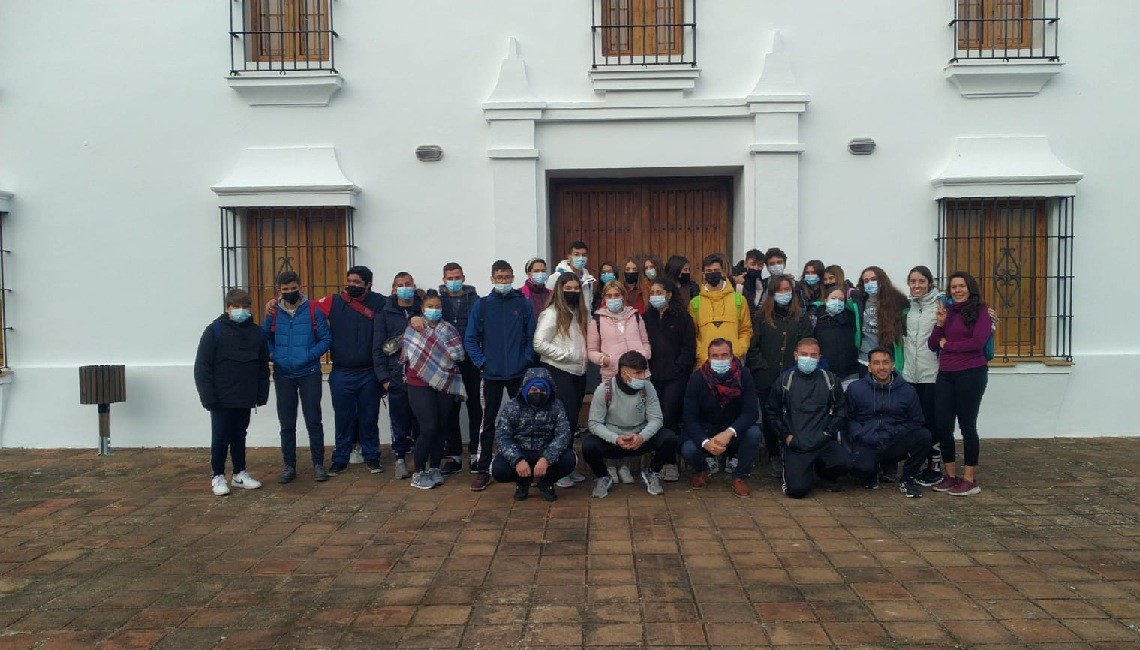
xmin=415 ymin=145 xmax=443 ymax=162
xmin=848 ymin=138 xmax=876 ymax=155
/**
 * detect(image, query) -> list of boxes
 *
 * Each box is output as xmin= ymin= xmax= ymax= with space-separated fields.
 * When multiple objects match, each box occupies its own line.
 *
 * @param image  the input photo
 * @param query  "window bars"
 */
xmin=951 ymin=0 xmax=1059 ymax=62
xmin=0 ymin=211 xmax=8 ymax=369
xmin=592 ymin=0 xmax=696 ymax=67
xmin=937 ymin=197 xmax=1073 ymax=362
xmin=230 ymin=0 xmax=338 ymax=74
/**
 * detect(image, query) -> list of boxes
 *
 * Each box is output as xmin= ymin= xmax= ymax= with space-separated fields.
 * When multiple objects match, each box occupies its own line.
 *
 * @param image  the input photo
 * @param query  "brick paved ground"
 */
xmin=0 ymin=438 xmax=1138 ymax=649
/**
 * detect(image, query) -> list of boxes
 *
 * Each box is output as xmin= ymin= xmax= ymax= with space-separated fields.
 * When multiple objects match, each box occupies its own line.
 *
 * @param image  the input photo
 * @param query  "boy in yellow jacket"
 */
xmin=690 ymin=254 xmax=753 ymax=367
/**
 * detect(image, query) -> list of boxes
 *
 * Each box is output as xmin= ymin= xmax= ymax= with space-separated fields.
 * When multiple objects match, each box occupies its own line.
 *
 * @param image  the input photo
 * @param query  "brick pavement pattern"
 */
xmin=0 ymin=439 xmax=1138 ymax=649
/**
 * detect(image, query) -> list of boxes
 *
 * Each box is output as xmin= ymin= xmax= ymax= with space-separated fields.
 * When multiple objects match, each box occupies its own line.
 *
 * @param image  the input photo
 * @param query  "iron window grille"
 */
xmin=229 ymin=0 xmax=338 ymax=75
xmin=592 ymin=0 xmax=696 ymax=68
xmin=0 ymin=211 xmax=9 ymax=369
xmin=937 ymin=196 xmax=1074 ymax=362
xmin=219 ymin=207 xmax=356 ymax=326
xmin=950 ymin=0 xmax=1059 ymax=62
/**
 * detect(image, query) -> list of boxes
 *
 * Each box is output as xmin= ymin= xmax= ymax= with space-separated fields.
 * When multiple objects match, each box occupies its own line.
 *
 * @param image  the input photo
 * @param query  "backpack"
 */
xmin=602 ymin=376 xmax=647 ymax=408
xmin=594 ymin=310 xmax=641 ymax=337
xmin=268 ymin=301 xmax=319 ymax=335
xmin=690 ymin=292 xmax=744 ymax=322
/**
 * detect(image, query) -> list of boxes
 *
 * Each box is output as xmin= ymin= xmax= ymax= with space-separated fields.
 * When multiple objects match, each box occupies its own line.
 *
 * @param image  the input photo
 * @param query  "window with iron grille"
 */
xmin=230 ymin=0 xmax=338 ymax=74
xmin=937 ymin=197 xmax=1073 ymax=362
xmin=592 ymin=0 xmax=696 ymax=67
xmin=219 ymin=207 xmax=355 ymax=348
xmin=951 ymin=0 xmax=1059 ymax=62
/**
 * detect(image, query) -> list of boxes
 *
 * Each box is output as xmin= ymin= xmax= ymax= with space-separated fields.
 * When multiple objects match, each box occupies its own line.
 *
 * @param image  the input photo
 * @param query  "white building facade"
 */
xmin=0 ymin=0 xmax=1135 ymax=448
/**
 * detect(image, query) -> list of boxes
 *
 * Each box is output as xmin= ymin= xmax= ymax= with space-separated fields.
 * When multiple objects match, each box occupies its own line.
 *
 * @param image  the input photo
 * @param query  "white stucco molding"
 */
xmin=747 ymin=32 xmax=810 ymax=108
xmin=931 ymin=136 xmax=1083 ymax=199
xmin=211 ymin=146 xmax=360 ymax=207
xmin=944 ymin=61 xmax=1062 ymax=99
xmin=484 ymin=37 xmax=546 ymax=111
xmin=0 ymin=190 xmax=11 ymax=213
xmin=226 ymin=72 xmax=344 ymax=107
xmin=589 ymin=66 xmax=701 ymax=94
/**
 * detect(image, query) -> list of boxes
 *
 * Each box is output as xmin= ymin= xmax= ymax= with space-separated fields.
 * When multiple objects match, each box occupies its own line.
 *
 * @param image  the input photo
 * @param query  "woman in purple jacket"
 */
xmin=928 ymin=271 xmax=992 ymax=496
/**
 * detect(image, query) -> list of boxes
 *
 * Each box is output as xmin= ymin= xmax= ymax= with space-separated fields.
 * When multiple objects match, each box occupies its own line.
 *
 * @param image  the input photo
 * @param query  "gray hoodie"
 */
xmin=587 ymin=377 xmax=664 ymax=444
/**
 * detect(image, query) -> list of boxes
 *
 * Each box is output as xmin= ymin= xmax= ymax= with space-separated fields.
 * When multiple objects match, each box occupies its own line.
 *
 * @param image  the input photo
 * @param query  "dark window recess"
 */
xmin=951 ymin=0 xmax=1060 ymax=62
xmin=592 ymin=0 xmax=696 ymax=67
xmin=230 ymin=0 xmax=338 ymax=74
xmin=937 ymin=197 xmax=1074 ymax=362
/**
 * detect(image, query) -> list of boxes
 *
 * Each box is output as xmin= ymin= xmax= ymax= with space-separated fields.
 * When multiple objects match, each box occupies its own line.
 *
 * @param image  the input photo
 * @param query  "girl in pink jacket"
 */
xmin=588 ymin=281 xmax=652 ymax=381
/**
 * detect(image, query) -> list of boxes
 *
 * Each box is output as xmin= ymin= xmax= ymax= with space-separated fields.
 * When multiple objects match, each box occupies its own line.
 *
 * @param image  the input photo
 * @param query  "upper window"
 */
xmin=230 ymin=0 xmax=338 ymax=74
xmin=592 ymin=0 xmax=696 ymax=67
xmin=937 ymin=197 xmax=1073 ymax=363
xmin=951 ymin=0 xmax=1060 ymax=62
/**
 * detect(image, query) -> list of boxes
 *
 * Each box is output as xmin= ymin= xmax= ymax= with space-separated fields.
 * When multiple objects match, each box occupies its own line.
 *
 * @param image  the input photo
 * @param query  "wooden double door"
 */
xmin=549 ymin=178 xmax=732 ymax=281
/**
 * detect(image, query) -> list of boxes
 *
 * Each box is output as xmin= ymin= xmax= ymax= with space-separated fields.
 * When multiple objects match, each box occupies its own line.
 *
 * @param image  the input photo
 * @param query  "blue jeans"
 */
xmin=680 ymin=424 xmax=762 ymax=478
xmin=329 ymin=368 xmax=381 ymax=465
xmin=274 ymin=371 xmax=325 ymax=468
xmin=386 ymin=377 xmax=418 ymax=460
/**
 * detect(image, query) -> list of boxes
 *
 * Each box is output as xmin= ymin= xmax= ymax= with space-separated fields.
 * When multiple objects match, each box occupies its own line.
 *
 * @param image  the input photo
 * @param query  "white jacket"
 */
xmin=533 ymin=307 xmax=588 ymax=375
xmin=547 ymin=260 xmax=597 ymax=310
xmin=903 ymin=290 xmax=942 ymax=384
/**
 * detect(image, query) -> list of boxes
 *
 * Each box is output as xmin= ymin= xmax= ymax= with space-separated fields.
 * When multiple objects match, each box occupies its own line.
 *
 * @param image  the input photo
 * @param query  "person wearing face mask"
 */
xmin=733 ymin=249 xmax=766 ymax=307
xmin=195 ymin=288 xmax=270 ymax=496
xmin=402 ymin=290 xmax=466 ymax=490
xmin=643 ymin=278 xmax=695 ymax=482
xmin=765 ymin=338 xmax=850 ymax=499
xmin=465 ymin=260 xmax=537 ymax=491
xmin=263 ymin=271 xmax=332 ymax=484
xmin=691 ymin=253 xmax=753 ymax=368
xmin=593 ymin=260 xmax=618 ymax=312
xmin=854 ymin=266 xmax=907 ymax=375
xmin=547 ymin=240 xmax=597 ymax=310
xmin=584 ymin=351 xmax=679 ymax=498
xmin=437 ymin=262 xmax=483 ymax=476
xmin=811 ymin=287 xmax=861 ymax=389
xmin=520 ymin=257 xmax=552 ymax=319
xmin=681 ymin=339 xmax=762 ymax=497
xmin=798 ymin=259 xmax=826 ymax=307
xmin=664 ymin=254 xmax=700 ymax=301
xmin=746 ymin=274 xmax=814 ymax=478
xmin=901 ymin=265 xmax=945 ymax=487
xmin=754 ymin=247 xmax=790 ymax=306
xmin=373 ymin=272 xmax=424 ymax=479
xmin=588 ymin=281 xmax=652 ymax=382
xmin=316 ymin=266 xmax=386 ymax=477
xmin=489 ymin=367 xmax=576 ymax=501
xmin=621 ymin=256 xmax=647 ymax=314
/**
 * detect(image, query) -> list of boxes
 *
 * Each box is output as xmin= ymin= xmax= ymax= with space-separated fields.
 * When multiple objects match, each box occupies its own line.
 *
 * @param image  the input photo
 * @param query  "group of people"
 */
xmin=193 ymin=241 xmax=993 ymax=501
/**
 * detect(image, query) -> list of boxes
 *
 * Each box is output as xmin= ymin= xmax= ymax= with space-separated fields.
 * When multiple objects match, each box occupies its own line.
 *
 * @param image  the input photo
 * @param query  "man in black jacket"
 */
xmin=766 ymin=337 xmax=850 ymax=498
xmin=438 ymin=262 xmax=482 ymax=475
xmin=194 ymin=288 xmax=270 ymax=496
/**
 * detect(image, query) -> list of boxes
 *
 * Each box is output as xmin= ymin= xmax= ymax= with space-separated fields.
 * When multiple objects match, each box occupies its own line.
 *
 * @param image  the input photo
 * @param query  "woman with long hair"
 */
xmin=621 ymin=256 xmax=648 ymax=313
xmin=902 ymin=265 xmax=944 ymax=486
xmin=664 ymin=254 xmax=700 ymax=301
xmin=823 ymin=264 xmax=855 ymax=299
xmin=746 ymin=274 xmax=813 ymax=477
xmin=644 ymin=277 xmax=695 ymax=482
xmin=854 ymin=266 xmax=907 ymax=372
xmin=798 ymin=259 xmax=826 ymax=306
xmin=929 ymin=271 xmax=992 ymax=496
xmin=593 ymin=261 xmax=618 ymax=312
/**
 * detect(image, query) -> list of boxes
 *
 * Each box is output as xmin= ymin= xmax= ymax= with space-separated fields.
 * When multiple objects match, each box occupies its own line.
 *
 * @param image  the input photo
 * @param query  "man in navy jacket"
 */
xmin=464 ymin=260 xmax=536 ymax=491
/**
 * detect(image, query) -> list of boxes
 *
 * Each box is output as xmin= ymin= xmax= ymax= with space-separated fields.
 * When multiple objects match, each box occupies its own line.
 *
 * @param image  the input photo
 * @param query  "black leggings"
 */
xmin=408 ymin=385 xmax=456 ymax=473
xmin=542 ymin=364 xmax=586 ymax=430
xmin=651 ymin=377 xmax=687 ymax=432
xmin=934 ymin=366 xmax=987 ymax=466
xmin=911 ymin=382 xmax=940 ymax=462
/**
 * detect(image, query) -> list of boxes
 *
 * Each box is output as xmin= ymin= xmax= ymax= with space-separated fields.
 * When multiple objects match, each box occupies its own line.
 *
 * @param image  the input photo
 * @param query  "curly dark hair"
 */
xmin=947 ymin=271 xmax=986 ymax=327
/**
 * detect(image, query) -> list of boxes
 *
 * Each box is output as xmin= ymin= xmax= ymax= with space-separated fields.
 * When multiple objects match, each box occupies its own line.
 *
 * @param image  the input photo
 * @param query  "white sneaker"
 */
xmin=211 ymin=475 xmax=230 ymax=496
xmin=231 ymin=470 xmax=262 ymax=490
xmin=705 ymin=456 xmax=721 ymax=476
xmin=617 ymin=464 xmax=635 ymax=484
xmin=660 ymin=464 xmax=680 ymax=482
xmin=606 ymin=464 xmax=620 ymax=483
xmin=725 ymin=456 xmax=739 ymax=476
xmin=349 ymin=447 xmax=364 ymax=464
xmin=592 ymin=476 xmax=614 ymax=499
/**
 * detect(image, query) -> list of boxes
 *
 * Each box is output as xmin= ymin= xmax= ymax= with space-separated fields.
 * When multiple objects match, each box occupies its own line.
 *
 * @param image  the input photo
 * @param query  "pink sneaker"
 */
xmin=932 ymin=475 xmax=959 ymax=492
xmin=949 ymin=479 xmax=981 ymax=496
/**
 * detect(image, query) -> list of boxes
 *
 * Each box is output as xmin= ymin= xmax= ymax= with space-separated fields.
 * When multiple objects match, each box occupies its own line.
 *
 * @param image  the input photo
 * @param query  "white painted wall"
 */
xmin=0 ymin=1 xmax=1136 ymax=448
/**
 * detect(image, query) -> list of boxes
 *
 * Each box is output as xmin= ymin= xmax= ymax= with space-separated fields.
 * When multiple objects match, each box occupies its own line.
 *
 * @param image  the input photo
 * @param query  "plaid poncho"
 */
xmin=401 ymin=321 xmax=465 ymax=395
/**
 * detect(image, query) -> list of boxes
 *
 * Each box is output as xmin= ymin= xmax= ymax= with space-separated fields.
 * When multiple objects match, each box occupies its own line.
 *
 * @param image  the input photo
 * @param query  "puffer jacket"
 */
xmin=845 ymin=372 xmax=926 ymax=451
xmin=587 ymin=306 xmax=651 ymax=380
xmin=764 ymin=367 xmax=846 ymax=453
xmin=690 ymin=284 xmax=753 ymax=366
xmin=465 ymin=289 xmax=536 ymax=381
xmin=262 ymin=295 xmax=331 ymax=379
xmin=494 ymin=367 xmax=573 ymax=465
xmin=194 ymin=314 xmax=270 ymax=409
xmin=902 ymin=291 xmax=942 ymax=384
xmin=533 ymin=307 xmax=588 ymax=375
xmin=745 ymin=306 xmax=813 ymax=393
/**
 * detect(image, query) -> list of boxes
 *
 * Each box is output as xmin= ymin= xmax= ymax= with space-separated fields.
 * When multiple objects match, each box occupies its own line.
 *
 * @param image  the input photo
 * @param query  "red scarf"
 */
xmin=698 ymin=359 xmax=743 ymax=406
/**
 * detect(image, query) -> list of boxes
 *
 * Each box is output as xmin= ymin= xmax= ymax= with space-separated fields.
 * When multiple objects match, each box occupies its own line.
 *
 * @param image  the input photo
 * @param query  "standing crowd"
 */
xmin=194 ymin=241 xmax=994 ymax=500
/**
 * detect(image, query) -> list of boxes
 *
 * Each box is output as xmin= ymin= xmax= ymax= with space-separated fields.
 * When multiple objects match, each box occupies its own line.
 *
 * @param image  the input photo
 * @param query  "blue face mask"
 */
xmin=797 ymin=356 xmax=819 ymax=374
xmin=649 ymin=295 xmax=667 ymax=309
xmin=645 ymin=268 xmax=657 ymax=280
xmin=422 ymin=308 xmax=442 ymax=322
xmin=864 ymin=281 xmax=879 ymax=296
xmin=710 ymin=359 xmax=733 ymax=375
xmin=804 ymin=274 xmax=819 ymax=286
xmin=600 ymin=272 xmax=616 ymax=284
xmin=571 ymin=256 xmax=587 ymax=270
xmin=774 ymin=292 xmax=793 ymax=306
xmin=606 ymin=298 xmax=624 ymax=313
xmin=531 ymin=272 xmax=549 ymax=285
xmin=444 ymin=279 xmax=464 ymax=293
xmin=396 ymin=287 xmax=415 ymax=301
xmin=228 ymin=308 xmax=251 ymax=323
xmin=494 ymin=283 xmax=513 ymax=295
xmin=826 ymin=298 xmax=844 ymax=315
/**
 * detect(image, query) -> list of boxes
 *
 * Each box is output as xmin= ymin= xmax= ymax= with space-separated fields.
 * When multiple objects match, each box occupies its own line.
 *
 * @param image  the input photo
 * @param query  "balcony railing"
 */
xmin=950 ymin=0 xmax=1059 ymax=62
xmin=592 ymin=0 xmax=696 ymax=68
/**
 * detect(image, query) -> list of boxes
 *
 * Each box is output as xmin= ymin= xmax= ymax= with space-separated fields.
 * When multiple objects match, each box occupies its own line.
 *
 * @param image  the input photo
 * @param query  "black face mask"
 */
xmin=624 ymin=272 xmax=639 ymax=285
xmin=345 ymin=286 xmax=366 ymax=298
xmin=678 ymin=272 xmax=691 ymax=285
xmin=281 ymin=291 xmax=301 ymax=304
xmin=563 ymin=292 xmax=581 ymax=307
xmin=705 ymin=272 xmax=723 ymax=287
xmin=526 ymin=392 xmax=547 ymax=407
xmin=746 ymin=269 xmax=764 ymax=281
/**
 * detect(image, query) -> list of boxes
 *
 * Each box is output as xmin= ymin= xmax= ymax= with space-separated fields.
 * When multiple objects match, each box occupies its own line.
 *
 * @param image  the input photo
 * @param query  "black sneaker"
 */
xmin=863 ymin=475 xmax=880 ymax=490
xmin=899 ymin=478 xmax=923 ymax=499
xmin=278 ymin=466 xmax=296 ymax=484
xmin=513 ymin=483 xmax=529 ymax=501
xmin=328 ymin=462 xmax=348 ymax=476
xmin=366 ymin=460 xmax=383 ymax=474
xmin=914 ymin=467 xmax=942 ymax=487
xmin=439 ymin=457 xmax=462 ymax=476
xmin=537 ymin=482 xmax=557 ymax=502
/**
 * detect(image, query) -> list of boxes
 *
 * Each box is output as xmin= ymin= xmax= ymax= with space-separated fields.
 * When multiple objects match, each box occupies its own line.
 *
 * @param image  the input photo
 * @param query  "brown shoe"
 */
xmin=690 ymin=472 xmax=708 ymax=489
xmin=731 ymin=478 xmax=750 ymax=497
xmin=470 ymin=472 xmax=491 ymax=491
